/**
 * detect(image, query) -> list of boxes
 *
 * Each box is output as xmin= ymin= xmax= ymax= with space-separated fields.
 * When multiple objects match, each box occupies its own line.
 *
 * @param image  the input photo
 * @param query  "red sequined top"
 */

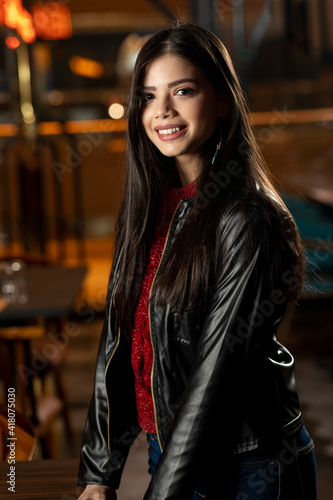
xmin=131 ymin=179 xmax=197 ymax=433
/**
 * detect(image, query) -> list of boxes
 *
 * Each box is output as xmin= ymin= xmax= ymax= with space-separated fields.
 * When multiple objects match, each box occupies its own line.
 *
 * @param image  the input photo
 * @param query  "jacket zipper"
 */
xmin=105 ymin=283 xmax=120 ymax=453
xmin=148 ymin=199 xmax=183 ymax=452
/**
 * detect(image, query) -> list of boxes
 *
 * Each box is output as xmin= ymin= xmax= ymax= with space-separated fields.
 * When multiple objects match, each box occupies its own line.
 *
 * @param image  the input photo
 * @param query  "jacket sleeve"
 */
xmin=144 ymin=202 xmax=293 ymax=500
xmin=77 ymin=281 xmax=140 ymax=489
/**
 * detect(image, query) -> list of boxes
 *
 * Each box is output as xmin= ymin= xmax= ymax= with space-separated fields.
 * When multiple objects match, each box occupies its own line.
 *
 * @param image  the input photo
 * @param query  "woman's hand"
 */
xmin=77 ymin=484 xmax=117 ymax=499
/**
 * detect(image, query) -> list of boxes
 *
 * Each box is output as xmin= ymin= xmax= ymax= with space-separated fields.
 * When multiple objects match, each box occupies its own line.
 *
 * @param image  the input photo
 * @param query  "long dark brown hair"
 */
xmin=111 ymin=22 xmax=304 ymax=336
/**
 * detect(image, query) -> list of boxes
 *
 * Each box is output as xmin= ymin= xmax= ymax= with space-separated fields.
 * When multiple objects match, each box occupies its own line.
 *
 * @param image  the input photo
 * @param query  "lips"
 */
xmin=154 ymin=124 xmax=188 ymax=141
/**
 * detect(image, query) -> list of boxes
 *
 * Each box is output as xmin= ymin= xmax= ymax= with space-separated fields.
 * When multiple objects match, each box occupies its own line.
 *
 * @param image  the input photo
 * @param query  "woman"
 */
xmin=77 ymin=22 xmax=317 ymax=500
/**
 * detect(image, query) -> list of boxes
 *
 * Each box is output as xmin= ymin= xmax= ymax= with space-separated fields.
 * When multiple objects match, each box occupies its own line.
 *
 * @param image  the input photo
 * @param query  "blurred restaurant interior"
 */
xmin=0 ymin=0 xmax=332 ymax=498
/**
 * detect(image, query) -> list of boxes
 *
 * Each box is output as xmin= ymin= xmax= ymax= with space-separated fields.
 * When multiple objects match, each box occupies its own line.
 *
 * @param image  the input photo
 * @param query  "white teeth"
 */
xmin=158 ymin=127 xmax=182 ymax=135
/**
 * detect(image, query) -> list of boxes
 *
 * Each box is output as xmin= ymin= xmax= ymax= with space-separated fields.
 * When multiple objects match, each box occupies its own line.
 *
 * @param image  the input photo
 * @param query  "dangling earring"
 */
xmin=211 ymin=138 xmax=222 ymax=165
xmin=212 ymin=96 xmax=229 ymax=165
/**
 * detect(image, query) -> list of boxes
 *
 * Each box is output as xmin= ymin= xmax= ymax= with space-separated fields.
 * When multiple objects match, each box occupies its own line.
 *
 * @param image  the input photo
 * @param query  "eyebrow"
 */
xmin=142 ymin=78 xmax=199 ymax=91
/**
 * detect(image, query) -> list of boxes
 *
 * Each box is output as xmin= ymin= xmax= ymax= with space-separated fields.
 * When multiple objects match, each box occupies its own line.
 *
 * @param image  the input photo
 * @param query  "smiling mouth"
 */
xmin=157 ymin=126 xmax=187 ymax=135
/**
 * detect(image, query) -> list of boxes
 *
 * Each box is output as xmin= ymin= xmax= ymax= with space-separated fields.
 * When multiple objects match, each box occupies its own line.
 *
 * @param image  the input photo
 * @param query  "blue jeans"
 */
xmin=147 ymin=426 xmax=317 ymax=499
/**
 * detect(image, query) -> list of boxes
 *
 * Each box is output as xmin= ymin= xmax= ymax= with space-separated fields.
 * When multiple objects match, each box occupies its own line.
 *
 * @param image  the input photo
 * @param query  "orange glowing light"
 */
xmin=32 ymin=3 xmax=72 ymax=40
xmin=0 ymin=1 xmax=72 ymax=45
xmin=5 ymin=35 xmax=20 ymax=49
xmin=69 ymin=56 xmax=104 ymax=79
xmin=2 ymin=0 xmax=36 ymax=43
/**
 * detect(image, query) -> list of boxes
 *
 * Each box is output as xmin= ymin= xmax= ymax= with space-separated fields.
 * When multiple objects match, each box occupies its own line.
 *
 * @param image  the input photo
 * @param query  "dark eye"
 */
xmin=140 ymin=93 xmax=154 ymax=103
xmin=176 ymin=88 xmax=194 ymax=96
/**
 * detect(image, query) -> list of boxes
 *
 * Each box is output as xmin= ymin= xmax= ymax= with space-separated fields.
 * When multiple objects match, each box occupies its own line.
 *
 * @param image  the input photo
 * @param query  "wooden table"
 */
xmin=0 ymin=265 xmax=87 ymax=322
xmin=0 ymin=265 xmax=88 ymax=441
xmin=0 ymin=458 xmax=82 ymax=499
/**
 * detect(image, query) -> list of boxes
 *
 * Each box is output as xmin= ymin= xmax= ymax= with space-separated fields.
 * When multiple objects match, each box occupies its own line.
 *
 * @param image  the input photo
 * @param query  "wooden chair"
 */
xmin=0 ymin=406 xmax=37 ymax=461
xmin=0 ymin=325 xmax=71 ymax=458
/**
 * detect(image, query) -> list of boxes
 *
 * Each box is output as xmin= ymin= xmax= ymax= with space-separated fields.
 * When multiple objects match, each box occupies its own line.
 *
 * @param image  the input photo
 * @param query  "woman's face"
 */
xmin=140 ymin=54 xmax=224 ymax=173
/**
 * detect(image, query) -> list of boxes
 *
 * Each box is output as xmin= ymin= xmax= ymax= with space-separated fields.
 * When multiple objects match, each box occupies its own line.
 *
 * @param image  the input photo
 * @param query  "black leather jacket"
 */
xmin=78 ymin=193 xmax=303 ymax=499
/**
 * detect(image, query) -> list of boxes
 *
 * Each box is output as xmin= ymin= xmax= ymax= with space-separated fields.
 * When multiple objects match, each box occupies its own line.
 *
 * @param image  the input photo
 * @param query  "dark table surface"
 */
xmin=0 ymin=266 xmax=87 ymax=322
xmin=0 ymin=458 xmax=81 ymax=499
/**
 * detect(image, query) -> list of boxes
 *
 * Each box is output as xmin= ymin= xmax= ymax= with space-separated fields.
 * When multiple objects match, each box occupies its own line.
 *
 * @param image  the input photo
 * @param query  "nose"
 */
xmin=154 ymin=95 xmax=175 ymax=119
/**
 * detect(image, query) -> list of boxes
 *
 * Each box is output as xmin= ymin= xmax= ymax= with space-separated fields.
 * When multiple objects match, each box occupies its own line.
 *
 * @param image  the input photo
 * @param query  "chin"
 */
xmin=159 ymin=147 xmax=189 ymax=158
